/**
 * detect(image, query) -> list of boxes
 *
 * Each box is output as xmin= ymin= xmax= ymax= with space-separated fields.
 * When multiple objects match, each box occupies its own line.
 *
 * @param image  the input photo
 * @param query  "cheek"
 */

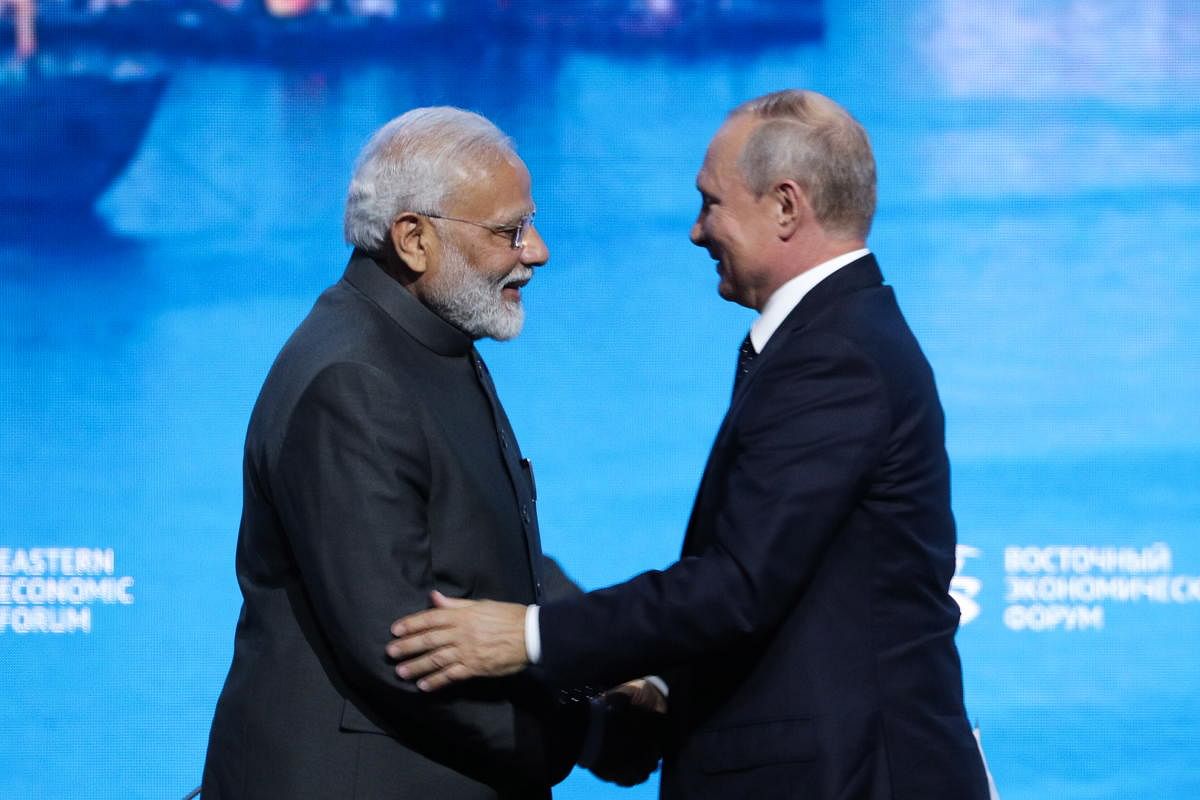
xmin=714 ymin=221 xmax=743 ymax=257
xmin=463 ymin=245 xmax=511 ymax=280
xmin=486 ymin=256 xmax=522 ymax=284
xmin=713 ymin=211 xmax=742 ymax=242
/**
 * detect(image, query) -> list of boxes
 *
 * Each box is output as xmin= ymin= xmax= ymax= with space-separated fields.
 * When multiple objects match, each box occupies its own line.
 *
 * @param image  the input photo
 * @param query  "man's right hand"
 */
xmin=608 ymin=678 xmax=668 ymax=714
xmin=586 ymin=681 xmax=667 ymax=787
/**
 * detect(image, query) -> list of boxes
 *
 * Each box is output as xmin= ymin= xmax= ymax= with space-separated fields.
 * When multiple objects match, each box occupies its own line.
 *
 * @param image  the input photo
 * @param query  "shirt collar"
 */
xmin=748 ymin=248 xmax=871 ymax=353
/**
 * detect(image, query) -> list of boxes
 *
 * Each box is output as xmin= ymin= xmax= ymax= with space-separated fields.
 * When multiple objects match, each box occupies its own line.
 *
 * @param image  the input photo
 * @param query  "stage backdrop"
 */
xmin=2 ymin=1 xmax=1198 ymax=798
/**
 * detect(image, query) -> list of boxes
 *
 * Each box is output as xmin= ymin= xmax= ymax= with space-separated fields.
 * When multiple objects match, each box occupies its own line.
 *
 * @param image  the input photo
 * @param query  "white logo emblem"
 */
xmin=951 ymin=545 xmax=983 ymax=625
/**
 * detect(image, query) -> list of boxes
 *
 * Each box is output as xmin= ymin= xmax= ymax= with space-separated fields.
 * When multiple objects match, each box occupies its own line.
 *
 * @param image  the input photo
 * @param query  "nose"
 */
xmin=689 ymin=217 xmax=706 ymax=247
xmin=520 ymin=221 xmax=549 ymax=266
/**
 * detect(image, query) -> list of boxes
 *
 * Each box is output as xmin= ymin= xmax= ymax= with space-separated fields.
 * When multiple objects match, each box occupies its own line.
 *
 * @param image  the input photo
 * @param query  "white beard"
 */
xmin=421 ymin=239 xmax=528 ymax=341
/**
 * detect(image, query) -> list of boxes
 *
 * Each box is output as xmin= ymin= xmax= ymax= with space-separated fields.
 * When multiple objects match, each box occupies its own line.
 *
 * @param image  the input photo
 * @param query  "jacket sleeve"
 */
xmin=270 ymin=361 xmax=560 ymax=786
xmin=538 ymin=333 xmax=891 ymax=687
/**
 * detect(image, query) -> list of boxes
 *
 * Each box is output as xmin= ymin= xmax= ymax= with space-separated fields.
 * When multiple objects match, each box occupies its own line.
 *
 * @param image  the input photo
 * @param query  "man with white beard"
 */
xmin=202 ymin=107 xmax=601 ymax=799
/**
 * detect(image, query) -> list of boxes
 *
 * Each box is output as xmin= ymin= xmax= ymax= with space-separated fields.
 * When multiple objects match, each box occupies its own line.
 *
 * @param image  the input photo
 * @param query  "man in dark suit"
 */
xmin=387 ymin=90 xmax=992 ymax=799
xmin=201 ymin=107 xmax=590 ymax=799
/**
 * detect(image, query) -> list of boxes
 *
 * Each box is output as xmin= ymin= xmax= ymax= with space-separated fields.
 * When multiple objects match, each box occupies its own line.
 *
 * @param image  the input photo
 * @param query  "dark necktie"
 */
xmin=734 ymin=333 xmax=757 ymax=395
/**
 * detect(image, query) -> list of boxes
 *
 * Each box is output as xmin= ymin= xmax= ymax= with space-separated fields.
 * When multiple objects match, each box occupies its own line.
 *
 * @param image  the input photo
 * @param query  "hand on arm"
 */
xmin=277 ymin=364 xmax=556 ymax=783
xmin=387 ymin=593 xmax=669 ymax=715
xmin=388 ymin=590 xmax=530 ymax=690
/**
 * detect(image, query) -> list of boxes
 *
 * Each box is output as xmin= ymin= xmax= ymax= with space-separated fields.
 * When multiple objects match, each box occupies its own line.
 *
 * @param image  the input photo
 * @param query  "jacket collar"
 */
xmin=342 ymin=249 xmax=473 ymax=357
xmin=731 ymin=252 xmax=884 ymax=402
xmin=773 ymin=252 xmax=883 ymax=340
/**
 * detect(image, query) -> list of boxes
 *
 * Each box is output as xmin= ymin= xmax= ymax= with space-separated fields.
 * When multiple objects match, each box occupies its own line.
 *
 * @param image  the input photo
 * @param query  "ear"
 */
xmin=389 ymin=212 xmax=434 ymax=274
xmin=772 ymin=180 xmax=811 ymax=239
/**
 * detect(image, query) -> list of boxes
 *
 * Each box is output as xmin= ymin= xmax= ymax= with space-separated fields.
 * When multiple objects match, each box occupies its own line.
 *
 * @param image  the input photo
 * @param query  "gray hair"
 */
xmin=343 ymin=107 xmax=516 ymax=250
xmin=731 ymin=90 xmax=876 ymax=240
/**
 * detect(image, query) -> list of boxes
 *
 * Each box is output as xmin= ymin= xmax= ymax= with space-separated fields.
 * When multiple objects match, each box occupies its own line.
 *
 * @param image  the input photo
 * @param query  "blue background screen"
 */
xmin=2 ymin=1 xmax=1198 ymax=797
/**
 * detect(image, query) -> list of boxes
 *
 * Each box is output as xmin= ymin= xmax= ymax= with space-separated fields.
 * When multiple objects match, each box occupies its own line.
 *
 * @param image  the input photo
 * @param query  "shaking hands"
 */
xmin=387 ymin=591 xmax=668 ymax=787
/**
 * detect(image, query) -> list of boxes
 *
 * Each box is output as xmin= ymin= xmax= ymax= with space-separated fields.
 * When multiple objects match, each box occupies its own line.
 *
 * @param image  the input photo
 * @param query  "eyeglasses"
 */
xmin=420 ymin=210 xmax=536 ymax=249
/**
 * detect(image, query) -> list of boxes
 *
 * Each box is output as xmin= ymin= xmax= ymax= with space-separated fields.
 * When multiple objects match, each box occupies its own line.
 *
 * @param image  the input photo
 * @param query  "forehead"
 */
xmin=451 ymin=155 xmax=533 ymax=218
xmin=698 ymin=115 xmax=757 ymax=190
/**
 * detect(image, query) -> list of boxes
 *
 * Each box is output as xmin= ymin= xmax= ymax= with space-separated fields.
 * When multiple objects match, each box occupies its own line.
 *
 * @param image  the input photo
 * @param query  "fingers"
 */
xmin=607 ymin=680 xmax=640 ymax=698
xmin=608 ymin=679 xmax=667 ymax=713
xmin=411 ymin=662 xmax=474 ymax=691
xmin=390 ymin=608 xmax=449 ymax=637
xmin=631 ymin=682 xmax=667 ymax=714
xmin=394 ymin=648 xmax=476 ymax=690
xmin=393 ymin=649 xmax=450 ymax=681
xmin=390 ymin=594 xmax=478 ymax=636
xmin=386 ymin=628 xmax=455 ymax=660
xmin=430 ymin=590 xmax=472 ymax=609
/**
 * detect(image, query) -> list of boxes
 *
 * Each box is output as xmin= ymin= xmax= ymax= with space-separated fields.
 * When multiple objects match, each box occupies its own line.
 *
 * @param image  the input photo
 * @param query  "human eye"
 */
xmin=499 ymin=212 xmax=535 ymax=248
xmin=496 ymin=211 xmax=533 ymax=233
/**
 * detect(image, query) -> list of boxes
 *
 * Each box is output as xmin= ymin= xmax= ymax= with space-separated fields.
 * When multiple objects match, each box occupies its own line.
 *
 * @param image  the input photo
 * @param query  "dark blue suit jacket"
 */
xmin=539 ymin=254 xmax=990 ymax=799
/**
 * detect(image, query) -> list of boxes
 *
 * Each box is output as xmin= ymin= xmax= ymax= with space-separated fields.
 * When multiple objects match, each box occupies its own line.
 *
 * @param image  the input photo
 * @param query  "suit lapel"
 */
xmin=680 ymin=254 xmax=885 ymax=556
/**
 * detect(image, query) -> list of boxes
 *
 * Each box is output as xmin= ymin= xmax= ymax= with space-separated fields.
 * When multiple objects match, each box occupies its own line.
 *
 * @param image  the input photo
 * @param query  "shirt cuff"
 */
xmin=524 ymin=604 xmax=542 ymax=664
xmin=644 ymin=674 xmax=669 ymax=699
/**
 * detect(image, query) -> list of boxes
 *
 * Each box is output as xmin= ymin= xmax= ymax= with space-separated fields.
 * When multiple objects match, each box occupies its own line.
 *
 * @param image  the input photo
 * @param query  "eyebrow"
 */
xmin=489 ymin=207 xmax=535 ymax=227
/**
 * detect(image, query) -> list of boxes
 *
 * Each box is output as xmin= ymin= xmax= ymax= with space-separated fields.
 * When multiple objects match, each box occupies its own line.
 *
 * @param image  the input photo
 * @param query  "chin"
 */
xmin=717 ymin=283 xmax=755 ymax=310
xmin=487 ymin=304 xmax=525 ymax=341
xmin=489 ymin=327 xmax=523 ymax=342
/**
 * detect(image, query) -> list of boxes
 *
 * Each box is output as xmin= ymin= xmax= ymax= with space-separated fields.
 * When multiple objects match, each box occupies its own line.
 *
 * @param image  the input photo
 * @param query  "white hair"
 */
xmin=343 ymin=107 xmax=516 ymax=251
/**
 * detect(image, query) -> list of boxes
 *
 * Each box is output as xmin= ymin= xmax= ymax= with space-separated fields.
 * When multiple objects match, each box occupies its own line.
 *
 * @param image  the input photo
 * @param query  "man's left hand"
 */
xmin=387 ymin=590 xmax=528 ymax=690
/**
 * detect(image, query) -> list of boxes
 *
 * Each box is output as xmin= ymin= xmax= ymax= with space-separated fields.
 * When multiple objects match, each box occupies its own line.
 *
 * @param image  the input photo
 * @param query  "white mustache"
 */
xmin=499 ymin=267 xmax=533 ymax=287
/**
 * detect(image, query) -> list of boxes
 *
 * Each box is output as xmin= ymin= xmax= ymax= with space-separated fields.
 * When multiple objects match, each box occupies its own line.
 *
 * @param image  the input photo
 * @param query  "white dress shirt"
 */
xmin=748 ymin=248 xmax=870 ymax=354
